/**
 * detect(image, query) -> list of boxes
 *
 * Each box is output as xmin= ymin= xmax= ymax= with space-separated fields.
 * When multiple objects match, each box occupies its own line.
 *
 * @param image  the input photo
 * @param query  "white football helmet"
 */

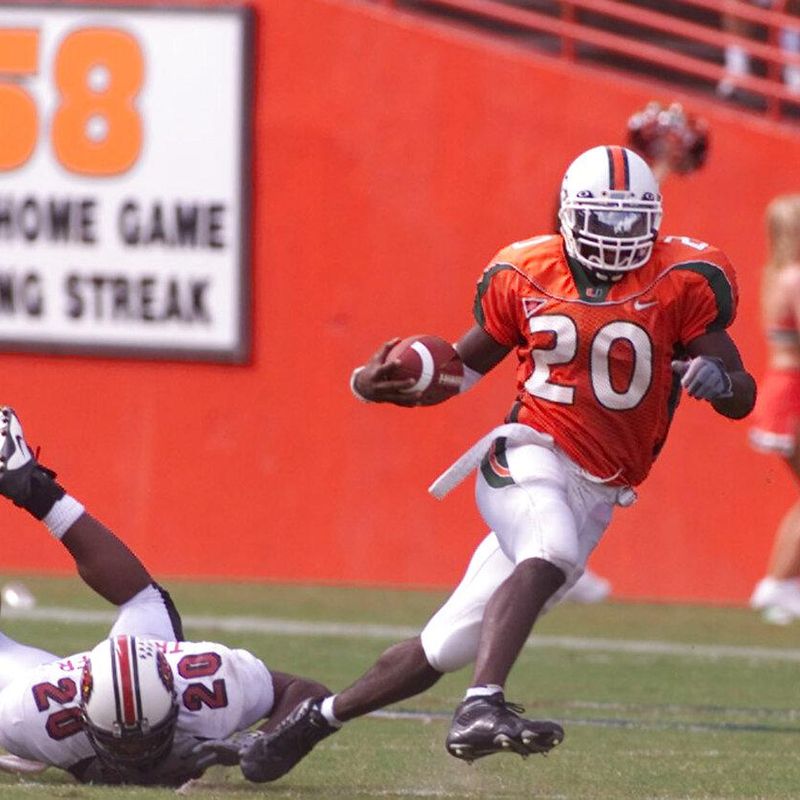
xmin=80 ymin=635 xmax=178 ymax=770
xmin=559 ymin=145 xmax=662 ymax=274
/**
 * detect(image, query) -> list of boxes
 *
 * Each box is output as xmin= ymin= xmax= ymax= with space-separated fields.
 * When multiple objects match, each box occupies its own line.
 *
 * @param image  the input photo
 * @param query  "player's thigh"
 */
xmin=544 ymin=485 xmax=615 ymax=610
xmin=476 ymin=443 xmax=580 ymax=573
xmin=420 ymin=532 xmax=514 ymax=673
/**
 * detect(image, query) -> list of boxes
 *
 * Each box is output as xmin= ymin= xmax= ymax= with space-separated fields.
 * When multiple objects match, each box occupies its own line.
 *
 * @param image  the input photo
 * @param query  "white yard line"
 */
xmin=6 ymin=605 xmax=800 ymax=662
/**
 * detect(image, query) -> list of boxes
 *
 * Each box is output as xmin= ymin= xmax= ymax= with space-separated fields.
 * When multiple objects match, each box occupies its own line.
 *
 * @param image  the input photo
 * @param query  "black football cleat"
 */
xmin=445 ymin=693 xmax=564 ymax=763
xmin=239 ymin=697 xmax=338 ymax=783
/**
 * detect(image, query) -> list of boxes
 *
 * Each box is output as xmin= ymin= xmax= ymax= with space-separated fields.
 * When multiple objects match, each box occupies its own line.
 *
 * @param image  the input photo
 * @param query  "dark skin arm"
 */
xmin=188 ymin=672 xmax=332 ymax=770
xmin=454 ymin=325 xmax=512 ymax=373
xmin=462 ymin=326 xmax=756 ymax=418
xmin=353 ymin=326 xmax=510 ymax=405
xmin=682 ymin=329 xmax=756 ymax=419
xmin=355 ymin=325 xmax=755 ymax=419
xmin=61 ymin=513 xmax=153 ymax=606
xmin=255 ymin=672 xmax=330 ymax=734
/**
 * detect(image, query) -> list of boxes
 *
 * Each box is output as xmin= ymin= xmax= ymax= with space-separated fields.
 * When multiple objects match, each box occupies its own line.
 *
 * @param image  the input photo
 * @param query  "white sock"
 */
xmin=319 ymin=695 xmax=343 ymax=728
xmin=464 ymin=684 xmax=504 ymax=700
xmin=43 ymin=495 xmax=85 ymax=540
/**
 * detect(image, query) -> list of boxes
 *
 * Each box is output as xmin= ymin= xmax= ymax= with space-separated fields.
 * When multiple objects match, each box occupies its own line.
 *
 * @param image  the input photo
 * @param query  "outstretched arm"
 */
xmin=190 ymin=670 xmax=332 ymax=772
xmin=0 ymin=407 xmax=155 ymax=607
xmin=61 ymin=514 xmax=153 ymax=606
xmin=256 ymin=672 xmax=331 ymax=734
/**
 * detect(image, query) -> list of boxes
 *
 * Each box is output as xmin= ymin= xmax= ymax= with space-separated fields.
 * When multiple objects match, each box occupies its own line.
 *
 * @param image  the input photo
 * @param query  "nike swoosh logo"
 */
xmin=633 ymin=299 xmax=658 ymax=311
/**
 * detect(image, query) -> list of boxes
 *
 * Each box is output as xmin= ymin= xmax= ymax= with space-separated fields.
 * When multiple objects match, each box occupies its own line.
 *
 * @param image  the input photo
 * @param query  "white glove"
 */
xmin=671 ymin=356 xmax=733 ymax=400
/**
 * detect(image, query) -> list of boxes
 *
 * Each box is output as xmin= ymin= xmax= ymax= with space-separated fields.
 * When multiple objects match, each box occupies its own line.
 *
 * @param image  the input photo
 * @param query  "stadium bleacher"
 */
xmin=372 ymin=0 xmax=800 ymax=120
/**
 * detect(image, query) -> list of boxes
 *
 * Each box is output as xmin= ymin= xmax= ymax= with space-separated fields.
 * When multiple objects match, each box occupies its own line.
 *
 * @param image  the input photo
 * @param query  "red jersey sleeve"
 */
xmin=671 ymin=247 xmax=739 ymax=344
xmin=472 ymin=255 xmax=524 ymax=348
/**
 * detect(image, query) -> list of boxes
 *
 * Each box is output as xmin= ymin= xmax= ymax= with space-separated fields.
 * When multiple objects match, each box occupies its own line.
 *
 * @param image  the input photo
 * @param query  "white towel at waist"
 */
xmin=428 ymin=423 xmax=637 ymax=507
xmin=428 ymin=423 xmax=554 ymax=500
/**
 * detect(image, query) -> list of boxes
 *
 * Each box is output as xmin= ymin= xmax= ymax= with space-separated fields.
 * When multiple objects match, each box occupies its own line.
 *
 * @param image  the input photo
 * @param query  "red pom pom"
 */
xmin=626 ymin=101 xmax=709 ymax=175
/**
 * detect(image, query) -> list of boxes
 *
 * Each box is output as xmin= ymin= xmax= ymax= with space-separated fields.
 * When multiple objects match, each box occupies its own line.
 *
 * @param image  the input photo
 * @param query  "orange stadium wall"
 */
xmin=2 ymin=0 xmax=799 ymax=604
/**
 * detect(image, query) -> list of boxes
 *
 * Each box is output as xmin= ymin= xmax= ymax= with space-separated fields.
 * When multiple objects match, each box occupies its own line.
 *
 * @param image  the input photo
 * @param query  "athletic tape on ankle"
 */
xmin=43 ymin=495 xmax=85 ymax=539
xmin=464 ymin=684 xmax=504 ymax=700
xmin=320 ymin=696 xmax=343 ymax=728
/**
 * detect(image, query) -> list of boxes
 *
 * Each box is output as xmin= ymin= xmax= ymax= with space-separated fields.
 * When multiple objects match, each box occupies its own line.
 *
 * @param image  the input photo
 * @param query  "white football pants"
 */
xmin=420 ymin=441 xmax=634 ymax=673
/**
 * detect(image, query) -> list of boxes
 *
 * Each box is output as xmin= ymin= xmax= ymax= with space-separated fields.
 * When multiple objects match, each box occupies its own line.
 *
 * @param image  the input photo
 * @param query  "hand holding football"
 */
xmin=386 ymin=335 xmax=464 ymax=405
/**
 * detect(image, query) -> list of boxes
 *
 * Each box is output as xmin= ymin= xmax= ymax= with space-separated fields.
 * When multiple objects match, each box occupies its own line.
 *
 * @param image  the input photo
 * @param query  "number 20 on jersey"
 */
xmin=0 ymin=27 xmax=144 ymax=176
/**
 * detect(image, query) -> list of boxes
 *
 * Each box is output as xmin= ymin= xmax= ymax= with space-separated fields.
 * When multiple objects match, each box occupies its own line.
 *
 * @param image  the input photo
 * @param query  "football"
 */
xmin=387 ymin=334 xmax=464 ymax=405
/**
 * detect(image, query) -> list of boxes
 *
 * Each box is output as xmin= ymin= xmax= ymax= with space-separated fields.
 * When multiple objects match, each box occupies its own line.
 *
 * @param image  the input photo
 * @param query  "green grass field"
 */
xmin=1 ymin=574 xmax=799 ymax=799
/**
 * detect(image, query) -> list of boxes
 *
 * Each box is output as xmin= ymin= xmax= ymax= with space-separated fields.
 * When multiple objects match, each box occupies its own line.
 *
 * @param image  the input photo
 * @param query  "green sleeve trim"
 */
xmin=473 ymin=263 xmax=517 ymax=328
xmin=671 ymin=262 xmax=735 ymax=332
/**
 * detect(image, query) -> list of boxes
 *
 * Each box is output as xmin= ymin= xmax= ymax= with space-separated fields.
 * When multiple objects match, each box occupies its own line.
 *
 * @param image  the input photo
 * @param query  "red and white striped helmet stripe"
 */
xmin=110 ymin=634 xmax=143 ymax=728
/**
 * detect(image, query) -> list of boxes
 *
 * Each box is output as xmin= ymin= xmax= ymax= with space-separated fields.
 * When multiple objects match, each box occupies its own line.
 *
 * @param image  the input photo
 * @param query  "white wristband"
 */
xmin=350 ymin=366 xmax=371 ymax=403
xmin=43 ymin=495 xmax=86 ymax=540
xmin=459 ymin=364 xmax=483 ymax=393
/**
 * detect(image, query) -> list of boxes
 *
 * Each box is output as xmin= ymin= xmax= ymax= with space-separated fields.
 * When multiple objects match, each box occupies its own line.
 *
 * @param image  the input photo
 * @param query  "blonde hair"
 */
xmin=762 ymin=195 xmax=800 ymax=320
xmin=766 ymin=194 xmax=800 ymax=270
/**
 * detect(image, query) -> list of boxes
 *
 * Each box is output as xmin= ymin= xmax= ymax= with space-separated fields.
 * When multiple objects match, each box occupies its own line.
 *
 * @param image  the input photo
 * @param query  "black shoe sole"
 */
xmin=447 ymin=729 xmax=563 ymax=762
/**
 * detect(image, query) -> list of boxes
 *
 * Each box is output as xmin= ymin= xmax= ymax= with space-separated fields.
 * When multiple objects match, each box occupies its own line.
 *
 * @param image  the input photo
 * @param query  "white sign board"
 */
xmin=0 ymin=5 xmax=251 ymax=360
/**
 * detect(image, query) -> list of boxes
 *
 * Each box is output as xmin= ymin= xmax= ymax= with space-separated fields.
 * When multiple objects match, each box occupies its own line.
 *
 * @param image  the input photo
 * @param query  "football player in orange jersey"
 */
xmin=228 ymin=145 xmax=756 ymax=782
xmin=559 ymin=101 xmax=709 ymax=605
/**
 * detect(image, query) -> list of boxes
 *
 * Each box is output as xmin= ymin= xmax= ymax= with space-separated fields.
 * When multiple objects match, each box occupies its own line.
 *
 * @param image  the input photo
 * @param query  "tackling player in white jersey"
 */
xmin=0 ymin=407 xmax=329 ymax=786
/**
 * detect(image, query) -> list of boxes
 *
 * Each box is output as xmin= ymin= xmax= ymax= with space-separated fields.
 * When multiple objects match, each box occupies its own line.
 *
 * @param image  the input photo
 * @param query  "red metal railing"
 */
xmin=374 ymin=0 xmax=800 ymax=121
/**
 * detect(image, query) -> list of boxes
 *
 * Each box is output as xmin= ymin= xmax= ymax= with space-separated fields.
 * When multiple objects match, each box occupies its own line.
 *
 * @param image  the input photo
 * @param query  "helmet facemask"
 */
xmin=82 ymin=698 xmax=178 ymax=771
xmin=559 ymin=146 xmax=663 ymax=275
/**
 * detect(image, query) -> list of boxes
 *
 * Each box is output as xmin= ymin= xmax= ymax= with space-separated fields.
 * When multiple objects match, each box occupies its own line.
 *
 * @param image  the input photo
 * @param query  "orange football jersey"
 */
xmin=474 ymin=234 xmax=739 ymax=486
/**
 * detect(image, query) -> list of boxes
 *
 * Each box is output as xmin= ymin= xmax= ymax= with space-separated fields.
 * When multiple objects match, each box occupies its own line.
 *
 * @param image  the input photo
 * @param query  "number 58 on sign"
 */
xmin=0 ymin=5 xmax=252 ymax=361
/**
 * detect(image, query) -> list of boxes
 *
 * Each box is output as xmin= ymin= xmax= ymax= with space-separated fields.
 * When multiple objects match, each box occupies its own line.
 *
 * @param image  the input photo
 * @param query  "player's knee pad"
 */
xmin=419 ymin=533 xmax=514 ymax=673
xmin=420 ymin=618 xmax=479 ymax=674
